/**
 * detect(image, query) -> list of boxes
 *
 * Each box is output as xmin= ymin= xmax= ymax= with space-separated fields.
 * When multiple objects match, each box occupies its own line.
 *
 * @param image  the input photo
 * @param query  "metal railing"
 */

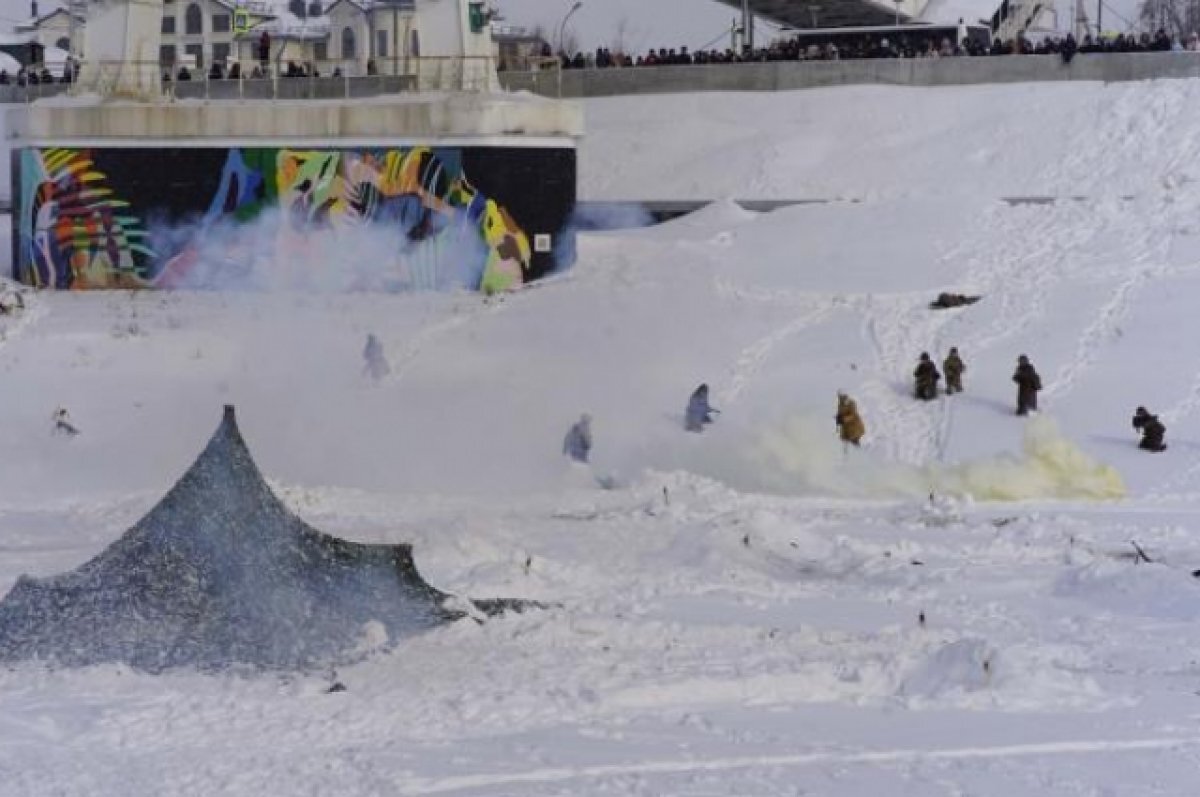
xmin=0 ymin=56 xmax=501 ymax=103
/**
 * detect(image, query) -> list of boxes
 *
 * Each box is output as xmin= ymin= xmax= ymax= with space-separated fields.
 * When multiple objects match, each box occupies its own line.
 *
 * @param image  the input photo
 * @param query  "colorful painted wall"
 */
xmin=14 ymin=145 xmax=576 ymax=292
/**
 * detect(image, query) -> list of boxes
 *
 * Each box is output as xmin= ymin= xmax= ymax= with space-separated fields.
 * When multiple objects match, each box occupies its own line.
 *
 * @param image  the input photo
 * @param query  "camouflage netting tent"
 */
xmin=0 ymin=406 xmax=524 ymax=672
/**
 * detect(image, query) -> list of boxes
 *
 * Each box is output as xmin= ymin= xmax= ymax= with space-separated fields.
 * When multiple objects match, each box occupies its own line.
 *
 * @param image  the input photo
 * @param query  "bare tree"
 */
xmin=611 ymin=16 xmax=630 ymax=58
xmin=561 ymin=30 xmax=580 ymax=57
xmin=1138 ymin=0 xmax=1200 ymax=38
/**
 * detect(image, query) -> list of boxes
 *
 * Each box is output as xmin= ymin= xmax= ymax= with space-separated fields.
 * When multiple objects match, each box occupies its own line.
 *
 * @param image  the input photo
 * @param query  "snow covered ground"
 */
xmin=5 ymin=81 xmax=1200 ymax=794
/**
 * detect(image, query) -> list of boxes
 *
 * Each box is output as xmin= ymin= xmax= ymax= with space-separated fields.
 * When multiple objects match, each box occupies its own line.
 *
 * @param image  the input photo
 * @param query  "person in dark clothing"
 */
xmin=929 ymin=292 xmax=981 ymax=309
xmin=1132 ymin=406 xmax=1167 ymax=451
xmin=913 ymin=352 xmax=940 ymax=401
xmin=1012 ymin=355 xmax=1042 ymax=415
xmin=362 ymin=333 xmax=389 ymax=381
xmin=943 ymin=347 xmax=965 ymax=394
xmin=563 ymin=413 xmax=593 ymax=462
xmin=53 ymin=407 xmax=79 ymax=436
xmin=685 ymin=383 xmax=718 ymax=432
xmin=1060 ymin=33 xmax=1078 ymax=63
xmin=258 ymin=31 xmax=271 ymax=67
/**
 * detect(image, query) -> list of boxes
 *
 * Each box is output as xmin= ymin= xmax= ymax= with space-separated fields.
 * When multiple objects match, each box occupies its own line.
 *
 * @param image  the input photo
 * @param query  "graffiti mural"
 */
xmin=15 ymin=146 xmax=575 ymax=292
xmin=19 ymin=148 xmax=155 ymax=289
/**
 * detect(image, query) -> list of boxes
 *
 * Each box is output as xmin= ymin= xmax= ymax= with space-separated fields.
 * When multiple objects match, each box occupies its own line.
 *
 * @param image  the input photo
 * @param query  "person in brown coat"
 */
xmin=943 ymin=347 xmax=965 ymax=394
xmin=836 ymin=392 xmax=865 ymax=446
xmin=914 ymin=352 xmax=940 ymax=401
xmin=1012 ymin=355 xmax=1042 ymax=415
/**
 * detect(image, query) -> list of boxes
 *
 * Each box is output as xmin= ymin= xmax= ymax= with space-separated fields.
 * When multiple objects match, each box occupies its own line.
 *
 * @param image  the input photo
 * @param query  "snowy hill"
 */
xmin=4 ymin=81 xmax=1200 ymax=794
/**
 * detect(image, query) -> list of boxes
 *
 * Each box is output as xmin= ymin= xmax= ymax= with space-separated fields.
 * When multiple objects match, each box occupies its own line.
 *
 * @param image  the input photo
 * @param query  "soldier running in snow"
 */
xmin=1012 ymin=355 xmax=1042 ymax=415
xmin=835 ymin=392 xmax=865 ymax=446
xmin=943 ymin=347 xmax=965 ymax=395
xmin=913 ymin=352 xmax=940 ymax=401
xmin=53 ymin=407 xmax=79 ymax=436
xmin=362 ymin=333 xmax=390 ymax=381
xmin=563 ymin=413 xmax=593 ymax=463
xmin=1132 ymin=406 xmax=1167 ymax=452
xmin=685 ymin=383 xmax=719 ymax=432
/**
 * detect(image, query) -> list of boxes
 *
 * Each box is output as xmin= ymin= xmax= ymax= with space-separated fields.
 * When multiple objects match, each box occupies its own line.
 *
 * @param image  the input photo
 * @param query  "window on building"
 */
xmin=314 ymin=40 xmax=328 ymax=61
xmin=376 ymin=30 xmax=388 ymax=59
xmin=213 ymin=42 xmax=231 ymax=63
xmin=288 ymin=0 xmax=306 ymax=18
xmin=185 ymin=43 xmax=203 ymax=67
xmin=185 ymin=3 xmax=202 ymax=35
xmin=410 ymin=29 xmax=419 ymax=57
xmin=341 ymin=27 xmax=356 ymax=59
xmin=212 ymin=14 xmax=230 ymax=33
xmin=161 ymin=15 xmax=176 ymax=34
xmin=308 ymin=1 xmax=322 ymax=17
xmin=160 ymin=45 xmax=176 ymax=65
xmin=55 ymin=36 xmax=70 ymax=51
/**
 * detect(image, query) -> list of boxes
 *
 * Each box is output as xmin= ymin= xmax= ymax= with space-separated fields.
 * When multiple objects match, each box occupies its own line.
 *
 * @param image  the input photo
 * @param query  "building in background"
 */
xmin=492 ymin=24 xmax=549 ymax=71
xmin=19 ymin=0 xmax=501 ymax=76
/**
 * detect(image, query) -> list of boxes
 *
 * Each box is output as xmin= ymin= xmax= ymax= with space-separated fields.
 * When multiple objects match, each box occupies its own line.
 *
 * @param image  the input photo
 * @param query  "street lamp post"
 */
xmin=808 ymin=5 xmax=821 ymax=27
xmin=557 ymin=1 xmax=583 ymax=56
xmin=893 ymin=0 xmax=903 ymax=27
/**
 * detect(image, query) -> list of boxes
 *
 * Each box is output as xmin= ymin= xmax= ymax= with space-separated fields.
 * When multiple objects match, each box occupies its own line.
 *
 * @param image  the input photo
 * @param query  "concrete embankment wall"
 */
xmin=5 ymin=95 xmax=582 ymax=290
xmin=500 ymin=52 xmax=1200 ymax=98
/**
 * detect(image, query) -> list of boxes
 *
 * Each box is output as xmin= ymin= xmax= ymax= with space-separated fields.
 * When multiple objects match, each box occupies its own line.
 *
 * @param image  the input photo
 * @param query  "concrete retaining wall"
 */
xmin=500 ymin=52 xmax=1200 ymax=98
xmin=8 ymin=94 xmax=583 ymax=144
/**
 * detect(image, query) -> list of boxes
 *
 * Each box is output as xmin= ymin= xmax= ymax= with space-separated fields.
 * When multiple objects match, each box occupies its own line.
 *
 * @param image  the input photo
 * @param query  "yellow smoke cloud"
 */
xmin=748 ymin=414 xmax=1124 ymax=501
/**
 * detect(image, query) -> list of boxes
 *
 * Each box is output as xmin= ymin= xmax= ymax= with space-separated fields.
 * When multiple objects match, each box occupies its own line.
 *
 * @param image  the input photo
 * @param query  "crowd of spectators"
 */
xmin=163 ymin=59 xmax=359 ymax=83
xmin=550 ymin=26 xmax=1200 ymax=70
xmin=0 ymin=60 xmax=77 ymax=87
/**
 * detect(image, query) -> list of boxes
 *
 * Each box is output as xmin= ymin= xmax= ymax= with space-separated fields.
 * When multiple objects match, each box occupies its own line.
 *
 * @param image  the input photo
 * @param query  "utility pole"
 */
xmin=741 ymin=0 xmax=752 ymax=50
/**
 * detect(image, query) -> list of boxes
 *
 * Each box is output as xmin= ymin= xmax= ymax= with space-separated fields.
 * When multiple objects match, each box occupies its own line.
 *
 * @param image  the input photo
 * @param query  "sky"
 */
xmin=494 ymin=0 xmax=778 ymax=53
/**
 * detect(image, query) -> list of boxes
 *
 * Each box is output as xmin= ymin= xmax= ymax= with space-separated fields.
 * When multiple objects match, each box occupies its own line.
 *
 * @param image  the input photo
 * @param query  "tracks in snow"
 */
xmin=402 ymin=736 xmax=1200 ymax=794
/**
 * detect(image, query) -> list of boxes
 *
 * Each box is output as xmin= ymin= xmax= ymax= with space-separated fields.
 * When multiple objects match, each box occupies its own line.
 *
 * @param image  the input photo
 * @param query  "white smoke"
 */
xmin=551 ymin=202 xmax=654 ymax=274
xmin=732 ymin=414 xmax=1125 ymax=502
xmin=149 ymin=207 xmax=489 ymax=293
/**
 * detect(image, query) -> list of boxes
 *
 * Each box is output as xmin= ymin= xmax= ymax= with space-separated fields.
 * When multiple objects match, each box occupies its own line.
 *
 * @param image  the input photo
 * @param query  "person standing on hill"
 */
xmin=943 ymin=347 xmax=966 ymax=395
xmin=1012 ymin=355 xmax=1042 ymax=415
xmin=685 ymin=384 xmax=718 ymax=432
xmin=913 ymin=352 xmax=940 ymax=401
xmin=835 ymin=392 xmax=865 ymax=446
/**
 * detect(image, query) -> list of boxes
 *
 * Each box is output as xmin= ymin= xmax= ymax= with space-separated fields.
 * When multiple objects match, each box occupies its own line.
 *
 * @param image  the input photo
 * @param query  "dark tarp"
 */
xmin=0 ymin=406 xmax=530 ymax=672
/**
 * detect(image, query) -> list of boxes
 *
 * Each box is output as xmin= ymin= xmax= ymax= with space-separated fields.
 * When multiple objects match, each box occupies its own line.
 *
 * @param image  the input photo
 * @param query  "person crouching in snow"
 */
xmin=53 ymin=407 xmax=79 ymax=436
xmin=1132 ymin=406 xmax=1167 ymax=452
xmin=1012 ymin=354 xmax=1042 ymax=415
xmin=913 ymin=352 xmax=940 ymax=401
xmin=563 ymin=413 xmax=593 ymax=463
xmin=835 ymin=392 xmax=865 ymax=446
xmin=685 ymin=383 xmax=718 ymax=432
